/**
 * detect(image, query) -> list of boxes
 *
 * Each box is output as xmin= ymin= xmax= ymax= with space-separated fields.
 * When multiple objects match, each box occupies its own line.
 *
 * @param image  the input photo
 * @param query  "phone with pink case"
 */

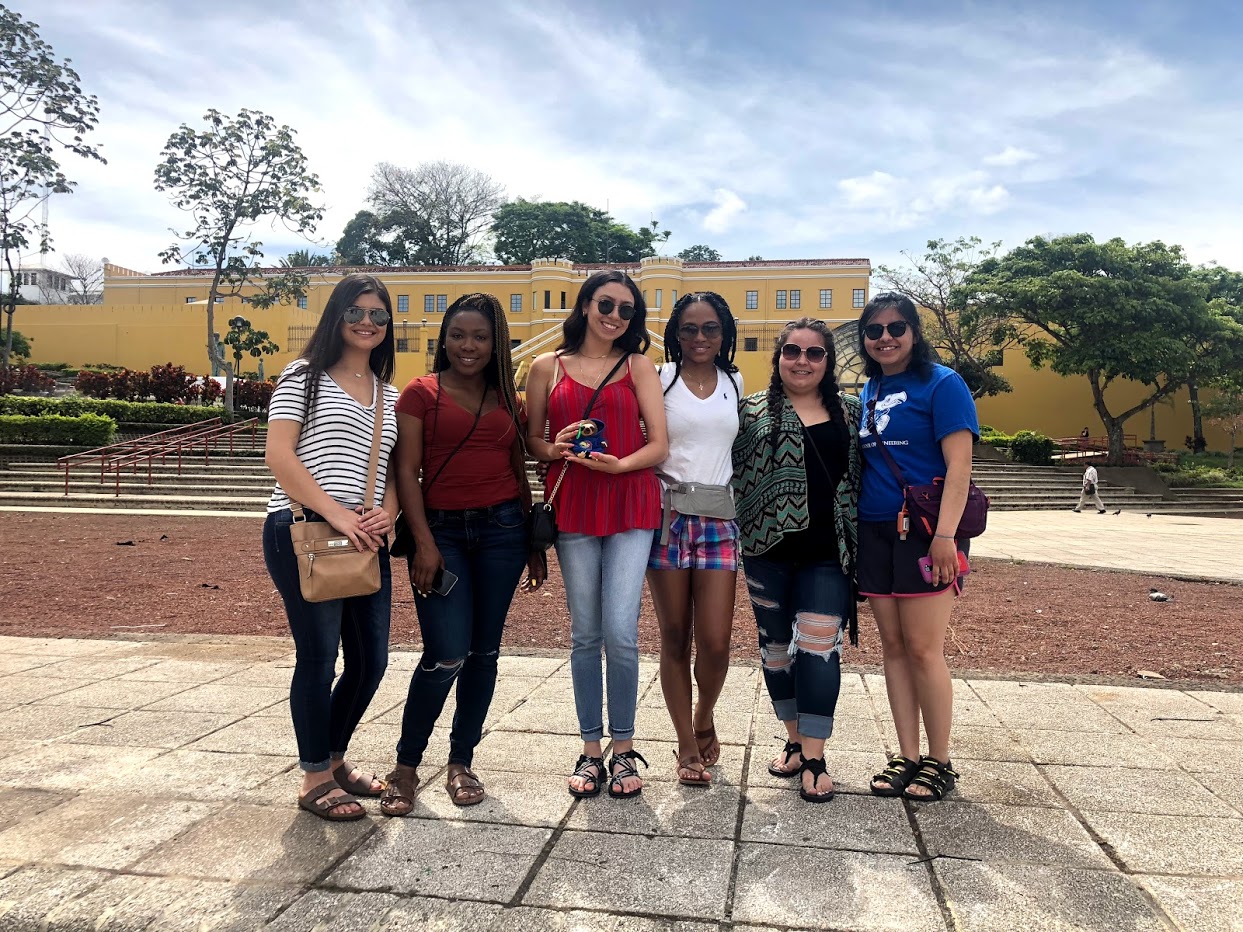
xmin=919 ymin=551 xmax=970 ymax=585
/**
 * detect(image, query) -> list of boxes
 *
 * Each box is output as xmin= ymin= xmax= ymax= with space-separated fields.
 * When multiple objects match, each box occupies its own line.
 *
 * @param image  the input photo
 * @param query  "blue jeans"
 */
xmin=263 ymin=509 xmax=391 ymax=772
xmin=397 ymin=500 xmax=528 ymax=769
xmin=556 ymin=528 xmax=655 ymax=742
xmin=743 ymin=555 xmax=850 ymax=740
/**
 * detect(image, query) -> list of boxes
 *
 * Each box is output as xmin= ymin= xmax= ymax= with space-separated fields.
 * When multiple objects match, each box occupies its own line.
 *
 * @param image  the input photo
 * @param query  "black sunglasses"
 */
xmin=863 ymin=321 xmax=908 ymax=340
xmin=677 ymin=322 xmax=722 ymax=340
xmin=780 ymin=343 xmax=828 ymax=363
xmin=594 ymin=297 xmax=636 ymax=321
xmin=343 ymin=305 xmax=391 ymax=326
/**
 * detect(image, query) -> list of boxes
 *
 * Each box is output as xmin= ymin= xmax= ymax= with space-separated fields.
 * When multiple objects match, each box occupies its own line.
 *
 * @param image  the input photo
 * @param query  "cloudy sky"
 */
xmin=20 ymin=0 xmax=1243 ymax=274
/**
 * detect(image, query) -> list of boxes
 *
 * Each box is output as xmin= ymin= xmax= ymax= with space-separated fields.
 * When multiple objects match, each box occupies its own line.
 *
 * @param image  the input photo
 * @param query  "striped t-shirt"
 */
xmin=266 ymin=361 xmax=400 ymax=514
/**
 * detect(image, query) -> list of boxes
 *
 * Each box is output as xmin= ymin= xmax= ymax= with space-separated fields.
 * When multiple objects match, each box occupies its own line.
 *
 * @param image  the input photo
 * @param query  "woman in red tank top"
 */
xmin=526 ymin=270 xmax=667 ymax=800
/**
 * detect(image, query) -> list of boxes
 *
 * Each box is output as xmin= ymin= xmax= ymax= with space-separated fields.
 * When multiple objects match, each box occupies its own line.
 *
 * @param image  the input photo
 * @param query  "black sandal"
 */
xmin=799 ymin=756 xmax=835 ymax=803
xmin=569 ymin=754 xmax=605 ymax=799
xmin=767 ymin=740 xmax=803 ymax=777
xmin=903 ymin=756 xmax=959 ymax=802
xmin=607 ymin=749 xmax=649 ymax=799
xmin=870 ymin=755 xmax=920 ymax=797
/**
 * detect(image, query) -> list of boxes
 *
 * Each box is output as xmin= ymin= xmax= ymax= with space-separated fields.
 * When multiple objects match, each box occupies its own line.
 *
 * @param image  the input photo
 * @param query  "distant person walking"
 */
xmin=1074 ymin=465 xmax=1106 ymax=514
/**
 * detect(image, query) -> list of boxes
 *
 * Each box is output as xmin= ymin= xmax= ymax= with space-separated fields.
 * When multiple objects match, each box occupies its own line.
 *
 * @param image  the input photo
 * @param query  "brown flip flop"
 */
xmin=332 ymin=763 xmax=385 ymax=798
xmin=694 ymin=723 xmax=720 ymax=767
xmin=298 ymin=780 xmax=365 ymax=821
xmin=674 ymin=749 xmax=712 ymax=787
xmin=446 ymin=765 xmax=485 ymax=806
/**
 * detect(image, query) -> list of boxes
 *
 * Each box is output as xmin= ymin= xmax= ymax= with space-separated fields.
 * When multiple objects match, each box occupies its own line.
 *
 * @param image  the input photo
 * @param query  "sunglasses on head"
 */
xmin=780 ymin=343 xmax=828 ymax=363
xmin=343 ymin=305 xmax=391 ymax=326
xmin=677 ymin=322 xmax=722 ymax=340
xmin=594 ymin=297 xmax=636 ymax=321
xmin=863 ymin=321 xmax=908 ymax=340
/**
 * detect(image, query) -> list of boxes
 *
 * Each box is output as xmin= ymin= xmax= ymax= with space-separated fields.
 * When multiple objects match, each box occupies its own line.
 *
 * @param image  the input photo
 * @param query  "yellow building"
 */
xmin=14 ymin=257 xmax=1227 ymax=450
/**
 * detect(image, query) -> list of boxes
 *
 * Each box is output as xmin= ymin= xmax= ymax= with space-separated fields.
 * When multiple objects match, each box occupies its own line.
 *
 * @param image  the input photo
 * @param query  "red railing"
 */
xmin=57 ymin=418 xmax=261 ymax=496
xmin=1052 ymin=434 xmax=1178 ymax=465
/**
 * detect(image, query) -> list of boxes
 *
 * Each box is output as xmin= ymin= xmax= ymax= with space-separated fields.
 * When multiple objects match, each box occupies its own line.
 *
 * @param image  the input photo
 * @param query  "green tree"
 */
xmin=282 ymin=248 xmax=332 ymax=267
xmin=4 ymin=327 xmax=29 ymax=360
xmin=876 ymin=236 xmax=1019 ymax=398
xmin=677 ymin=244 xmax=722 ymax=262
xmin=1203 ymin=376 xmax=1243 ymax=467
xmin=490 ymin=199 xmax=672 ymax=264
xmin=747 ymin=255 xmax=763 ymax=261
xmin=1186 ymin=266 xmax=1243 ymax=449
xmin=1 ymin=4 xmax=104 ymax=368
xmin=970 ymin=234 xmax=1227 ymax=464
xmin=223 ymin=315 xmax=280 ymax=382
xmin=154 ymin=108 xmax=322 ymax=416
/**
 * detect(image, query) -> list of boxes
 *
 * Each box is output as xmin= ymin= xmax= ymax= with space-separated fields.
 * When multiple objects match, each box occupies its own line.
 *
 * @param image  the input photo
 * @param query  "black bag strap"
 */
xmin=544 ymin=352 xmax=629 ymax=507
xmin=865 ymin=375 xmax=909 ymax=491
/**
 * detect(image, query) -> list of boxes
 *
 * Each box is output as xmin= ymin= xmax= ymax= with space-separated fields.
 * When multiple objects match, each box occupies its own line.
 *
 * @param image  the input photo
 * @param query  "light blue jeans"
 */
xmin=556 ymin=529 xmax=655 ymax=742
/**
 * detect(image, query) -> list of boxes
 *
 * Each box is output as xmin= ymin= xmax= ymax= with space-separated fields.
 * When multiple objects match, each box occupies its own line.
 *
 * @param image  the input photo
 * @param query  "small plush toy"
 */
xmin=570 ymin=419 xmax=608 ymax=459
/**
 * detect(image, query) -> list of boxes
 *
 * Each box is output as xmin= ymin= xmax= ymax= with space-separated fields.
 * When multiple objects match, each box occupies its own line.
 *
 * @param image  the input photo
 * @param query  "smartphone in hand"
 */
xmin=430 ymin=568 xmax=459 ymax=597
xmin=919 ymin=551 xmax=970 ymax=585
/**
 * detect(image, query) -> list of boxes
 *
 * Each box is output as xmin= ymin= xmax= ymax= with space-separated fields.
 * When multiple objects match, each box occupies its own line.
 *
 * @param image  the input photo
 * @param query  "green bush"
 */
xmin=0 ymin=414 xmax=116 ymax=446
xmin=979 ymin=431 xmax=1014 ymax=448
xmin=1009 ymin=429 xmax=1055 ymax=466
xmin=0 ymin=396 xmax=221 ymax=424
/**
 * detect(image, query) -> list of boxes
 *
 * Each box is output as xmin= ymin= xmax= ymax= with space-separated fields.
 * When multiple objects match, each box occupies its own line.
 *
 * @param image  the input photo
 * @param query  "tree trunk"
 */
xmin=223 ymin=361 xmax=236 ymax=423
xmin=1107 ymin=422 xmax=1126 ymax=465
xmin=1187 ymin=377 xmax=1205 ymax=452
xmin=2 ymin=308 xmax=13 ymax=370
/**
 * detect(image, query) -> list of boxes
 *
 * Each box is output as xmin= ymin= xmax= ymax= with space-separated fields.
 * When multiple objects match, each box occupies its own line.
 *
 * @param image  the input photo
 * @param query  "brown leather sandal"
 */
xmin=446 ymin=764 xmax=486 ymax=807
xmin=379 ymin=765 xmax=420 ymax=817
xmin=694 ymin=721 xmax=721 ymax=767
xmin=674 ymin=749 xmax=711 ymax=787
xmin=298 ymin=780 xmax=365 ymax=821
xmin=332 ymin=762 xmax=385 ymax=798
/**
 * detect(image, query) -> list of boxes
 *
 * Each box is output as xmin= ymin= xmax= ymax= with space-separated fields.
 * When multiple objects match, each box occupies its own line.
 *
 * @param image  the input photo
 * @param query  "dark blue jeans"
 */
xmin=743 ymin=555 xmax=850 ymax=740
xmin=263 ymin=509 xmax=391 ymax=772
xmin=397 ymin=499 xmax=528 ymax=769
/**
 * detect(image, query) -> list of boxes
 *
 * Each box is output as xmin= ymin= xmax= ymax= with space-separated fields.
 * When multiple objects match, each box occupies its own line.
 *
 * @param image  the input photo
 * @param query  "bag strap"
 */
xmin=421 ymin=375 xmax=486 ymax=497
xmin=866 ymin=375 xmax=909 ymax=491
xmin=290 ymin=374 xmax=385 ymax=521
xmin=578 ymin=353 xmax=630 ymax=422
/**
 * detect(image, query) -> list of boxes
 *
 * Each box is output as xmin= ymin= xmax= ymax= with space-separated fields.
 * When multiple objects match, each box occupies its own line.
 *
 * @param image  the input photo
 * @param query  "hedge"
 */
xmin=1010 ymin=430 xmax=1055 ymax=466
xmin=0 ymin=414 xmax=116 ymax=446
xmin=0 ymin=396 xmax=222 ymax=424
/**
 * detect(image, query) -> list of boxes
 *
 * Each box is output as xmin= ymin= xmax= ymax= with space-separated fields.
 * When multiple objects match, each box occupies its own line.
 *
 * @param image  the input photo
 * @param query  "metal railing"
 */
xmin=1052 ymin=434 xmax=1179 ymax=466
xmin=57 ymin=418 xmax=261 ymax=496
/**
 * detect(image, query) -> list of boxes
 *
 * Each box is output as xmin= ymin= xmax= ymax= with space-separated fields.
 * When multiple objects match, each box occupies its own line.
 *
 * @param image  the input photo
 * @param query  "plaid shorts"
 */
xmin=647 ymin=513 xmax=740 ymax=571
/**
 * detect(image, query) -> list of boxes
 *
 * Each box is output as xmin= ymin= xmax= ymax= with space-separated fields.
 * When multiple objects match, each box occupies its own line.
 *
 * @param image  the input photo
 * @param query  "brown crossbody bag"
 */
xmin=288 ymin=378 xmax=386 ymax=602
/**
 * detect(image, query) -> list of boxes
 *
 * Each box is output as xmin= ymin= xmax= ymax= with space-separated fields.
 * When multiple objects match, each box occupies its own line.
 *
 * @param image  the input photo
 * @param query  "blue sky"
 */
xmin=21 ymin=0 xmax=1243 ymax=273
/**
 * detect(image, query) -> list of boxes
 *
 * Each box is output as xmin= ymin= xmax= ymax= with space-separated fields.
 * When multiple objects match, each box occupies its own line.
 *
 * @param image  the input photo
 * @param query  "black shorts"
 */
xmin=857 ymin=520 xmax=969 ymax=598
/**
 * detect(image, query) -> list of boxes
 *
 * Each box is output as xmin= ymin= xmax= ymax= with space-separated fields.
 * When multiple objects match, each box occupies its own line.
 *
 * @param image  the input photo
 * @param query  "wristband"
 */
xmin=934 ymin=534 xmax=956 ymax=540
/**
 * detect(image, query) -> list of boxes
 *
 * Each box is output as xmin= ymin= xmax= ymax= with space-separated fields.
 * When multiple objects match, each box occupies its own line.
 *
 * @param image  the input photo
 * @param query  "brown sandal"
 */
xmin=694 ymin=720 xmax=721 ymax=767
xmin=446 ymin=764 xmax=486 ymax=806
xmin=674 ymin=749 xmax=711 ymax=787
xmin=298 ymin=780 xmax=365 ymax=821
xmin=332 ymin=763 xmax=385 ymax=798
xmin=379 ymin=765 xmax=420 ymax=817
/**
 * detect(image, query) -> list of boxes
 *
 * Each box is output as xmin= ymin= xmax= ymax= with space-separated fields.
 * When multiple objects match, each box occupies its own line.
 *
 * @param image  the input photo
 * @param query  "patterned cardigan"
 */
xmin=731 ymin=390 xmax=862 ymax=576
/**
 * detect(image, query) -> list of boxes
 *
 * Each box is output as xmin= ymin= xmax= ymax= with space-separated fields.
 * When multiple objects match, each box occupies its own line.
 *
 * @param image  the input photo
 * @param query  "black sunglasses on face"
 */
xmin=678 ymin=322 xmax=722 ymax=340
xmin=780 ymin=343 xmax=828 ymax=363
xmin=863 ymin=321 xmax=908 ymax=340
xmin=594 ymin=297 xmax=636 ymax=321
xmin=343 ymin=306 xmax=391 ymax=326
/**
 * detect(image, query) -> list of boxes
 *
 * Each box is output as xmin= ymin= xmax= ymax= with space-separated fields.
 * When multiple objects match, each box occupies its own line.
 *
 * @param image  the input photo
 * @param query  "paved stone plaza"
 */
xmin=1 ymin=632 xmax=1242 ymax=931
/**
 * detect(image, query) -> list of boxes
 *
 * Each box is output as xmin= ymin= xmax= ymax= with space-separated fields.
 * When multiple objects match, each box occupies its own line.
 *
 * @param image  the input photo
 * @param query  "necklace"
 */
xmin=580 ymin=350 xmax=612 ymax=359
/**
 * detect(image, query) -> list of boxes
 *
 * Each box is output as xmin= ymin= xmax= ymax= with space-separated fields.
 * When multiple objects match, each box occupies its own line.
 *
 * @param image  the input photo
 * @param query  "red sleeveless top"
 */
xmin=546 ymin=357 xmax=661 ymax=537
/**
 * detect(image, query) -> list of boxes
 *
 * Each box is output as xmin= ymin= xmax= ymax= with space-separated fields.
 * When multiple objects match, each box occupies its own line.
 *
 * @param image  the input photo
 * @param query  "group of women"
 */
xmin=262 ymin=270 xmax=979 ymax=821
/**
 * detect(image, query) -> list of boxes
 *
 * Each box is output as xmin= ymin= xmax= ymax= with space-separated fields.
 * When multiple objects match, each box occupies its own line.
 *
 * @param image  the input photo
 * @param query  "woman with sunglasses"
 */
xmin=379 ymin=293 xmax=546 ymax=817
xmin=526 ymin=270 xmax=668 ymax=799
xmin=856 ymin=293 xmax=979 ymax=803
xmin=650 ymin=292 xmax=743 ymax=786
xmin=263 ymin=274 xmax=399 ymax=821
xmin=732 ymin=318 xmax=861 ymax=803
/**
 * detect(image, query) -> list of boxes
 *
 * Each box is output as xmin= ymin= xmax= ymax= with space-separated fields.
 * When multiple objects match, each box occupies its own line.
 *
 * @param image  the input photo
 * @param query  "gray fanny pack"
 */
xmin=659 ymin=479 xmax=736 ymax=545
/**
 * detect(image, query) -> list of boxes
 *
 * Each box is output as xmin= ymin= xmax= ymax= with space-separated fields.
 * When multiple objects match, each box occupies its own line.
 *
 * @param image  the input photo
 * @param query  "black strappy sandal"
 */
xmin=870 ymin=755 xmax=920 ymax=797
xmin=607 ymin=749 xmax=649 ymax=799
xmin=903 ymin=756 xmax=959 ymax=802
xmin=767 ymin=740 xmax=803 ymax=778
xmin=799 ymin=756 xmax=835 ymax=804
xmin=569 ymin=754 xmax=605 ymax=799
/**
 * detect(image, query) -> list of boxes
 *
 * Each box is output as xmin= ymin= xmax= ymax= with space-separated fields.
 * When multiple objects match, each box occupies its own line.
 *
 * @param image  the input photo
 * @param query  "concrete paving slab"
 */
xmin=636 ymin=738 xmax=745 ymax=787
xmin=1127 ymin=714 xmax=1243 ymax=742
xmin=404 ymin=769 xmax=575 ymax=828
xmin=1081 ymin=810 xmax=1243 ymax=875
xmin=327 ymin=818 xmax=548 ymax=902
xmin=143 ymin=683 xmax=287 ymax=715
xmin=0 ymin=675 xmax=98 ymax=707
xmin=1147 ymin=736 xmax=1243 ymax=774
xmin=879 ymin=723 xmax=1033 ymax=763
xmin=43 ymin=875 xmax=298 ymax=931
xmin=470 ymin=730 xmax=595 ymax=778
xmin=632 ymin=706 xmax=753 ymax=746
xmin=0 ymin=703 xmax=121 ymax=742
xmin=0 ymin=654 xmax=63 ymax=676
xmin=915 ymin=801 xmax=1114 ymax=869
xmin=0 ymin=742 xmax=163 ymax=793
xmin=36 ymin=656 xmax=163 ymax=679
xmin=566 ymin=780 xmax=742 ymax=839
xmin=115 ymin=659 xmax=252 ymax=683
xmin=741 ymin=787 xmax=917 ymax=855
xmin=492 ymin=698 xmax=585 ymax=735
xmin=982 ymin=699 xmax=1129 ymax=734
xmin=31 ymin=677 xmax=194 ymax=710
xmin=260 ymin=890 xmax=400 ymax=931
xmin=185 ymin=716 xmax=299 ymax=757
xmin=358 ymin=896 xmax=505 ymax=931
xmin=1022 ymin=728 xmax=1181 ymax=769
xmin=1195 ymin=691 xmax=1243 ymax=717
xmin=130 ymin=749 xmax=295 ymax=801
xmin=731 ymin=843 xmax=943 ymax=931
xmin=0 ymin=793 xmax=215 ymax=870
xmin=935 ymin=860 xmax=1165 ymax=931
xmin=0 ymin=636 xmax=141 ymax=657
xmin=0 ymin=789 xmax=71 ymax=836
xmin=135 ymin=802 xmax=374 ymax=883
xmin=0 ymin=865 xmax=109 ymax=930
xmin=949 ymin=759 xmax=1064 ymax=808
xmin=523 ymin=829 xmax=733 ymax=920
xmin=495 ymin=655 xmax=567 ymax=677
xmin=1138 ymin=876 xmax=1243 ymax=932
xmin=497 ymin=908 xmax=717 ymax=931
xmin=59 ymin=709 xmax=239 ymax=749
xmin=1043 ymin=764 xmax=1224 ymax=816
xmin=211 ymin=663 xmax=297 ymax=689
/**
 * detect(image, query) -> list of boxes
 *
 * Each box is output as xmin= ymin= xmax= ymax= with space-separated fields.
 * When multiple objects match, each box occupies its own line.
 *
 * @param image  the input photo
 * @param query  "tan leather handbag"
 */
xmin=288 ymin=380 xmax=386 ymax=602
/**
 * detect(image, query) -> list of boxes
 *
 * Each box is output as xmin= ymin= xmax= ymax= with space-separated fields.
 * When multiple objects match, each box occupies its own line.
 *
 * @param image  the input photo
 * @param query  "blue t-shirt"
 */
xmin=857 ymin=363 xmax=979 ymax=521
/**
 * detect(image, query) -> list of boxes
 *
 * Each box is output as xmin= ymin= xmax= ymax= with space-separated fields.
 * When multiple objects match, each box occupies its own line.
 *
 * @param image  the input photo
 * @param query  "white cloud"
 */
xmin=702 ymin=189 xmax=747 ymax=234
xmin=983 ymin=146 xmax=1037 ymax=167
xmin=838 ymin=172 xmax=902 ymax=209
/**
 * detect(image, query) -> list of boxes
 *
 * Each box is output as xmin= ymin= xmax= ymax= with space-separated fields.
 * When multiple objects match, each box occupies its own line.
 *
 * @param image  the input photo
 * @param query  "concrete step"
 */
xmin=5 ymin=468 xmax=273 ymax=487
xmin=0 ymin=491 xmax=266 ymax=511
xmin=0 ymin=480 xmax=273 ymax=496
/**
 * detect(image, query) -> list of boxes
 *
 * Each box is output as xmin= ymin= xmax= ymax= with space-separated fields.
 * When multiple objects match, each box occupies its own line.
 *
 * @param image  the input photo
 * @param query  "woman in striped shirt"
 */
xmin=263 ymin=273 xmax=399 ymax=822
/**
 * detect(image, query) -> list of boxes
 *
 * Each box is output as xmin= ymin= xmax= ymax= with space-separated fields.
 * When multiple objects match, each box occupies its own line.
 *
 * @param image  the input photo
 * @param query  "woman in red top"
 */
xmin=380 ymin=293 xmax=545 ymax=816
xmin=526 ymin=270 xmax=668 ymax=800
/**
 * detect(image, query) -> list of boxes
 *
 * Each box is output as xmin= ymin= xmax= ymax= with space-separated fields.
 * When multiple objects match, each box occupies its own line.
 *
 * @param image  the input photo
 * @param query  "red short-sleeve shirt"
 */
xmin=396 ymin=375 xmax=524 ymax=510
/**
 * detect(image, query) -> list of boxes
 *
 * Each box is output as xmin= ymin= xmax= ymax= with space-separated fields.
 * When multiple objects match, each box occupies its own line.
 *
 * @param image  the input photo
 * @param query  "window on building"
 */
xmin=672 ymin=290 xmax=678 ymax=304
xmin=424 ymin=295 xmax=435 ymax=314
xmin=511 ymin=338 xmax=521 ymax=349
xmin=436 ymin=294 xmax=447 ymax=313
xmin=396 ymin=338 xmax=409 ymax=352
xmin=184 ymin=296 xmax=196 ymax=304
xmin=397 ymin=295 xmax=409 ymax=313
xmin=297 ymin=296 xmax=308 ymax=309
xmin=426 ymin=338 xmax=436 ymax=353
xmin=214 ymin=296 xmax=224 ymax=304
xmin=560 ymin=291 xmax=566 ymax=309
xmin=819 ymin=289 xmax=832 ymax=309
xmin=853 ymin=289 xmax=866 ymax=308
xmin=776 ymin=290 xmax=787 ymax=310
xmin=744 ymin=337 xmax=759 ymax=352
xmin=544 ymin=289 xmax=551 ymax=309
xmin=746 ymin=291 xmax=758 ymax=310
xmin=510 ymin=294 xmax=522 ymax=313
xmin=790 ymin=289 xmax=800 ymax=309
xmin=655 ymin=289 xmax=662 ymax=308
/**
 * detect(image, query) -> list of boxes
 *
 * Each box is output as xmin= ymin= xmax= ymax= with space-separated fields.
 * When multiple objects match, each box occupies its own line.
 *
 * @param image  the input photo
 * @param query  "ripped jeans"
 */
xmin=743 ymin=554 xmax=850 ymax=740
xmin=396 ymin=501 xmax=528 ymax=769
